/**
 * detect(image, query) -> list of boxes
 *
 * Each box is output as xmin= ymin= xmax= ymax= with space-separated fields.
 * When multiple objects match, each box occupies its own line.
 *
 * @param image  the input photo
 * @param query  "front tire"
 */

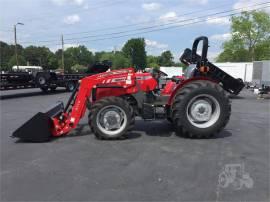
xmin=172 ymin=80 xmax=231 ymax=138
xmin=89 ymin=97 xmax=135 ymax=140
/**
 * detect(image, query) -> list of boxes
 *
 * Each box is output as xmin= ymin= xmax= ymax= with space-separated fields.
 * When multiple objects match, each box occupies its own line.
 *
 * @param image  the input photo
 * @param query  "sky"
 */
xmin=1 ymin=0 xmax=269 ymax=61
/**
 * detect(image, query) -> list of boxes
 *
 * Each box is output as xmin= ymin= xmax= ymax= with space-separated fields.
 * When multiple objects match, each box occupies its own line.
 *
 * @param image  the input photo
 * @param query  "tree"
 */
xmin=0 ymin=41 xmax=13 ymax=71
xmin=94 ymin=51 xmax=131 ymax=69
xmin=98 ymin=51 xmax=115 ymax=63
xmin=254 ymin=39 xmax=270 ymax=60
xmin=0 ymin=41 xmax=24 ymax=71
xmin=47 ymin=53 xmax=58 ymax=69
xmin=24 ymin=46 xmax=54 ymax=69
xmin=63 ymin=45 xmax=94 ymax=73
xmin=122 ymin=38 xmax=147 ymax=70
xmin=158 ymin=50 xmax=174 ymax=66
xmin=8 ymin=55 xmax=26 ymax=68
xmin=147 ymin=55 xmax=159 ymax=68
xmin=217 ymin=11 xmax=270 ymax=62
xmin=216 ymin=40 xmax=249 ymax=62
xmin=112 ymin=52 xmax=131 ymax=69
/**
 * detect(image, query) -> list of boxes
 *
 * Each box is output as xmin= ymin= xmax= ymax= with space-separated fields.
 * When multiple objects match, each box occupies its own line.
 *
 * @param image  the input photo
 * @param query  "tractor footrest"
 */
xmin=142 ymin=103 xmax=166 ymax=120
xmin=142 ymin=103 xmax=155 ymax=120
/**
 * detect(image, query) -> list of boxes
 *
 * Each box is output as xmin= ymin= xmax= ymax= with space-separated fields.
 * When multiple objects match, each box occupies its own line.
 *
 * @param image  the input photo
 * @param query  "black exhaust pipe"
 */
xmin=12 ymin=102 xmax=64 ymax=142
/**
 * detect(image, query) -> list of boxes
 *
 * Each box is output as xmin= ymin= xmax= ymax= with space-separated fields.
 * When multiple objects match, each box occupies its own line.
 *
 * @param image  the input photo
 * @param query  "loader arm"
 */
xmin=12 ymin=68 xmax=137 ymax=142
xmin=51 ymin=68 xmax=137 ymax=136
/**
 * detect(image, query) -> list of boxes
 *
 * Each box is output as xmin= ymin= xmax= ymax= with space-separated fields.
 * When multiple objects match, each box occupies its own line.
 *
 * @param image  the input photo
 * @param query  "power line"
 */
xmin=2 ymin=0 xmax=129 ymax=37
xmin=72 ymin=7 xmax=270 ymax=44
xmin=63 ymin=1 xmax=236 ymax=36
xmin=64 ymin=2 xmax=269 ymax=41
xmin=17 ymin=1 xmax=270 ymax=43
xmin=53 ymin=5 xmax=270 ymax=47
xmin=19 ymin=1 xmax=236 ymax=39
xmin=19 ymin=2 xmax=270 ymax=45
xmin=0 ymin=29 xmax=13 ymax=32
xmin=17 ymin=0 xmax=127 ymax=23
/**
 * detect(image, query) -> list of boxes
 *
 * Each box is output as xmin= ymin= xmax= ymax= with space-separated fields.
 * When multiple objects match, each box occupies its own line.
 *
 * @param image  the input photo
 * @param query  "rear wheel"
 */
xmin=89 ymin=97 xmax=135 ymax=140
xmin=172 ymin=80 xmax=231 ymax=138
xmin=37 ymin=75 xmax=47 ymax=86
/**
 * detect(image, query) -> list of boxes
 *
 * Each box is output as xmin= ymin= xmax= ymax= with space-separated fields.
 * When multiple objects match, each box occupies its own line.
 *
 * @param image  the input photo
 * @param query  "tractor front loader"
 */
xmin=12 ymin=36 xmax=245 ymax=142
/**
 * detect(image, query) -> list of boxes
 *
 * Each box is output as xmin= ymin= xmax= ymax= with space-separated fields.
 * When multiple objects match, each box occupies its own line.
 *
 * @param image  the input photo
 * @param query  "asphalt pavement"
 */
xmin=0 ymin=88 xmax=269 ymax=201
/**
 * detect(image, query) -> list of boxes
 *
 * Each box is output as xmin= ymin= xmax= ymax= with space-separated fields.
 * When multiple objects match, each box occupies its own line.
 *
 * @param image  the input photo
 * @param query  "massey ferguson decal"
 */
xmin=96 ymin=69 xmax=132 ymax=79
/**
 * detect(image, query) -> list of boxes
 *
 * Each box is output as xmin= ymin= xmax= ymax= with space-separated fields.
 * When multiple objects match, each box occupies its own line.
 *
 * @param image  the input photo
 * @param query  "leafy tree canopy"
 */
xmin=158 ymin=50 xmax=174 ymax=66
xmin=1 ymin=37 xmax=182 ymax=72
xmin=8 ymin=55 xmax=26 ymax=69
xmin=217 ymin=11 xmax=270 ymax=62
xmin=122 ymin=38 xmax=147 ymax=70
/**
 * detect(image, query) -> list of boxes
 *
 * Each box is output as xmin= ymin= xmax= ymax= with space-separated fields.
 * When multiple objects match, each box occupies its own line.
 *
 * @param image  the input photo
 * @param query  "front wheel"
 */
xmin=172 ymin=80 xmax=231 ymax=138
xmin=89 ymin=97 xmax=135 ymax=140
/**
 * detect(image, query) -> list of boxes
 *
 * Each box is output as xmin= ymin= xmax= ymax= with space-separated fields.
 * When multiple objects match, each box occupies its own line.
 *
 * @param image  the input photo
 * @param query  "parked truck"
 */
xmin=0 ymin=61 xmax=111 ymax=92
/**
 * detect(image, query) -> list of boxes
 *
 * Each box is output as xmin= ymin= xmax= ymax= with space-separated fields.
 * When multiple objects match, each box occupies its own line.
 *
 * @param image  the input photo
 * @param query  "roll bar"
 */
xmin=191 ymin=36 xmax=208 ymax=62
xmin=179 ymin=36 xmax=245 ymax=95
xmin=179 ymin=36 xmax=209 ymax=65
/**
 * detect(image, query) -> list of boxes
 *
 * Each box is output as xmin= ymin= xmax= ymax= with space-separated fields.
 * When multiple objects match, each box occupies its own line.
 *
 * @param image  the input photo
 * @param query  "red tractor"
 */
xmin=12 ymin=36 xmax=244 ymax=142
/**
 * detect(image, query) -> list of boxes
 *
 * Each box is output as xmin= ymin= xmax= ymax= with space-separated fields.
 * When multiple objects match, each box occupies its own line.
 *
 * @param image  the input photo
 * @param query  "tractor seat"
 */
xmin=171 ymin=76 xmax=182 ymax=84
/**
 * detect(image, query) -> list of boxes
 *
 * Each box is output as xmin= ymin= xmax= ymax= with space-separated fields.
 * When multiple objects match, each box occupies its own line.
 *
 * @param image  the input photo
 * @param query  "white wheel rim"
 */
xmin=96 ymin=105 xmax=127 ymax=136
xmin=39 ymin=77 xmax=46 ymax=85
xmin=68 ymin=83 xmax=74 ymax=90
xmin=186 ymin=94 xmax=221 ymax=128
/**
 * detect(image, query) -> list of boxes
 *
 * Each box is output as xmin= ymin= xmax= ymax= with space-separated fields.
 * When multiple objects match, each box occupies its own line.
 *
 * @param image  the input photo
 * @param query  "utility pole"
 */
xmin=14 ymin=22 xmax=24 ymax=70
xmin=14 ymin=25 xmax=19 ymax=70
xmin=61 ymin=34 xmax=65 ymax=73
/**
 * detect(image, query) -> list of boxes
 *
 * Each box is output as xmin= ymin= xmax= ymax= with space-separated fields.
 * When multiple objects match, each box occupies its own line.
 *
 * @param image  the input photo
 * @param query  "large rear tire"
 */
xmin=172 ymin=80 xmax=231 ymax=138
xmin=89 ymin=97 xmax=135 ymax=140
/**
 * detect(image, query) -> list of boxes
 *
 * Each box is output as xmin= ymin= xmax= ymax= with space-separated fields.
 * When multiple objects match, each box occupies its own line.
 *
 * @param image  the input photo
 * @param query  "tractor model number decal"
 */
xmin=101 ymin=77 xmax=127 ymax=83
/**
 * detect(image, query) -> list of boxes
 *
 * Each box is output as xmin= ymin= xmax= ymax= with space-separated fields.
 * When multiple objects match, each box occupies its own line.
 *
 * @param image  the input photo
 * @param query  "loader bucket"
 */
xmin=12 ymin=102 xmax=64 ymax=142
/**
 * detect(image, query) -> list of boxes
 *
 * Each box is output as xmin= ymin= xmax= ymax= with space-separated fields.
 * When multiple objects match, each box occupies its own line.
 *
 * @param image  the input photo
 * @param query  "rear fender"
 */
xmin=167 ymin=77 xmax=218 ymax=106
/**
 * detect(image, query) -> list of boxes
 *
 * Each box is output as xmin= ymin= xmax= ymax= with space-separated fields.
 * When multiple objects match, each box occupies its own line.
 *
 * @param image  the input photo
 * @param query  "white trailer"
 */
xmin=252 ymin=61 xmax=270 ymax=86
xmin=159 ymin=66 xmax=183 ymax=78
xmin=214 ymin=63 xmax=253 ymax=82
xmin=12 ymin=66 xmax=43 ymax=72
